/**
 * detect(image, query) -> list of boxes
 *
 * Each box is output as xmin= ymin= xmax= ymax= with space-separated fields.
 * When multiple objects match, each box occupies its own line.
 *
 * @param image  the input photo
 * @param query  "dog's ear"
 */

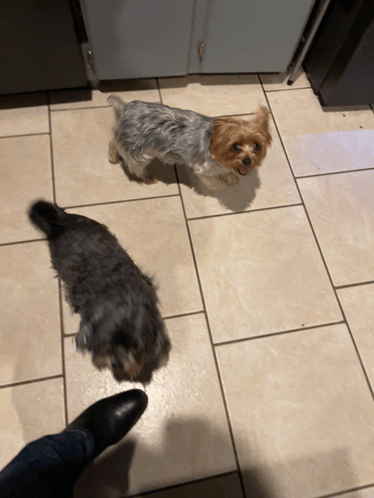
xmin=253 ymin=107 xmax=272 ymax=147
xmin=209 ymin=117 xmax=238 ymax=151
xmin=210 ymin=117 xmax=226 ymax=134
xmin=209 ymin=119 xmax=227 ymax=160
xmin=210 ymin=116 xmax=242 ymax=133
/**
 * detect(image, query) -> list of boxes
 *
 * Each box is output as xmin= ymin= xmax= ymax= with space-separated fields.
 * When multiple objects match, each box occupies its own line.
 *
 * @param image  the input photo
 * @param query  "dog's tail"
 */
xmin=28 ymin=200 xmax=66 ymax=239
xmin=107 ymin=94 xmax=126 ymax=121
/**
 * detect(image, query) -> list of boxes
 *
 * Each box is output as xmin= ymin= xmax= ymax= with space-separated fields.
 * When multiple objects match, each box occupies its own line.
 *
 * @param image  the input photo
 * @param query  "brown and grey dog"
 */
xmin=108 ymin=95 xmax=272 ymax=190
xmin=29 ymin=200 xmax=170 ymax=383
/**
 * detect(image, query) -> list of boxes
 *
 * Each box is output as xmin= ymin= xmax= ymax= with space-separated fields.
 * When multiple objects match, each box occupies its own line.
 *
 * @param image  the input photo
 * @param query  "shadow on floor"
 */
xmin=72 ymin=415 xmax=362 ymax=498
xmin=74 ymin=418 xmax=244 ymax=498
xmin=176 ymin=164 xmax=261 ymax=213
xmin=117 ymin=158 xmax=179 ymax=190
xmin=0 ymin=91 xmax=48 ymax=109
xmin=117 ymin=158 xmax=261 ymax=214
xmin=240 ymin=448 xmax=362 ymax=498
xmin=322 ymin=105 xmax=371 ymax=114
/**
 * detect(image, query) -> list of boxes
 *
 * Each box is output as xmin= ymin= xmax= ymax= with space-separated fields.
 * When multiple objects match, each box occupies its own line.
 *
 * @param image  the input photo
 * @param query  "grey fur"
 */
xmin=29 ymin=200 xmax=170 ymax=383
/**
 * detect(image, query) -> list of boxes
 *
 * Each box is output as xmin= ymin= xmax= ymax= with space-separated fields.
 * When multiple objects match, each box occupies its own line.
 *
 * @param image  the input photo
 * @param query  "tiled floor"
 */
xmin=1 ymin=70 xmax=374 ymax=498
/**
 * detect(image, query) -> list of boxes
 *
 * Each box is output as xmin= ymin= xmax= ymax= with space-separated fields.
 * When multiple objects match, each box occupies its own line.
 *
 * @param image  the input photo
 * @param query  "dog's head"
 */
xmin=76 ymin=300 xmax=170 ymax=382
xmin=209 ymin=107 xmax=272 ymax=177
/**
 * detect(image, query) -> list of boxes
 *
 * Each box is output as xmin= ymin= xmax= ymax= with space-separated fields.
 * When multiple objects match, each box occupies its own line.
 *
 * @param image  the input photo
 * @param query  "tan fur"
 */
xmin=92 ymin=342 xmax=143 ymax=377
xmin=209 ymin=107 xmax=272 ymax=178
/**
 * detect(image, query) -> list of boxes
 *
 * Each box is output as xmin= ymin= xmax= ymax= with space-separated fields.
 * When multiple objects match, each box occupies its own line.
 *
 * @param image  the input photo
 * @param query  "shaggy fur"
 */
xmin=108 ymin=95 xmax=272 ymax=190
xmin=29 ymin=200 xmax=170 ymax=383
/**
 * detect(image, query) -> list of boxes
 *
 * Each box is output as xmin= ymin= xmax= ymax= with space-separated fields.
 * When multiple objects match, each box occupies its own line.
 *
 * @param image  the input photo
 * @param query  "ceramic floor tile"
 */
xmin=51 ymin=107 xmax=178 ymax=207
xmin=0 ymin=92 xmax=49 ymax=137
xmin=63 ymin=305 xmax=79 ymax=337
xmin=267 ymin=88 xmax=374 ymax=176
xmin=216 ymin=324 xmax=374 ymax=498
xmin=66 ymin=314 xmax=236 ymax=497
xmin=0 ymin=378 xmax=65 ymax=468
xmin=189 ymin=205 xmax=341 ymax=343
xmin=59 ymin=198 xmax=201 ymax=331
xmin=298 ymin=171 xmax=374 ymax=286
xmin=0 ymin=242 xmax=61 ymax=385
xmin=259 ymin=69 xmax=310 ymax=91
xmin=159 ymin=75 xmax=267 ymax=116
xmin=328 ymin=488 xmax=374 ymax=498
xmin=0 ymin=135 xmax=53 ymax=244
xmin=131 ymin=473 xmax=243 ymax=498
xmin=49 ymin=79 xmax=160 ymax=110
xmin=338 ymin=284 xmax=374 ymax=388
xmin=178 ymin=115 xmax=300 ymax=218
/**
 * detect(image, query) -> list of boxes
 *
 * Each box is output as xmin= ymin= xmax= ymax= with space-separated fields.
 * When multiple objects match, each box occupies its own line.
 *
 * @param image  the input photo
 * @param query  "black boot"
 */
xmin=67 ymin=389 xmax=148 ymax=457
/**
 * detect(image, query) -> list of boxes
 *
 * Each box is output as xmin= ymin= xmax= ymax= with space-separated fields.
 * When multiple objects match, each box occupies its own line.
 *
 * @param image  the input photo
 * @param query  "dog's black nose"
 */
xmin=242 ymin=157 xmax=251 ymax=167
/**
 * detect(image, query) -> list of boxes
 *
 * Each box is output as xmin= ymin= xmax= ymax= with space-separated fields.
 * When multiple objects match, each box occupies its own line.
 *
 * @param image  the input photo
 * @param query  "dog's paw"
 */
xmin=141 ymin=175 xmax=159 ymax=185
xmin=221 ymin=173 xmax=239 ymax=186
xmin=108 ymin=153 xmax=120 ymax=164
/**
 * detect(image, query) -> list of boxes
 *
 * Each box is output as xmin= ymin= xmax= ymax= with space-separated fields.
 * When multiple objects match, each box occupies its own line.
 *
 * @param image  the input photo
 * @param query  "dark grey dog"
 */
xmin=29 ymin=200 xmax=170 ymax=383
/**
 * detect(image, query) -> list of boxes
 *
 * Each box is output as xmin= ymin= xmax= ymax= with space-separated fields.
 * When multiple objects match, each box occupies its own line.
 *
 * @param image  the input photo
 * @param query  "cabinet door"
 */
xmin=189 ymin=0 xmax=314 ymax=74
xmin=81 ymin=0 xmax=195 ymax=80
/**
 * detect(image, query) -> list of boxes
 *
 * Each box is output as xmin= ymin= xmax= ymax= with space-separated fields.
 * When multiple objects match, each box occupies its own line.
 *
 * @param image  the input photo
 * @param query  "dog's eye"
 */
xmin=253 ymin=142 xmax=261 ymax=151
xmin=232 ymin=143 xmax=241 ymax=152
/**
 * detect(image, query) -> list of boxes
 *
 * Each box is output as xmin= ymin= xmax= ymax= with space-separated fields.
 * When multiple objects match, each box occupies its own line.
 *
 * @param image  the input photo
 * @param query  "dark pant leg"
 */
xmin=0 ymin=428 xmax=95 ymax=498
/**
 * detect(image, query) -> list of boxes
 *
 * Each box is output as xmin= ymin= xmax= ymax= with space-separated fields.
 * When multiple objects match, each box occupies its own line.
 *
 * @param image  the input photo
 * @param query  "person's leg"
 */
xmin=0 ymin=389 xmax=147 ymax=498
xmin=0 ymin=428 xmax=94 ymax=498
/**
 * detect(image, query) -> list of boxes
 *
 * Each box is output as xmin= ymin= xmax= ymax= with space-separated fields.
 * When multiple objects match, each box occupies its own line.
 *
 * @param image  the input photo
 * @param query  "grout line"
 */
xmin=63 ymin=193 xmax=179 ymax=210
xmin=64 ymin=316 xmax=344 ymax=344
xmin=300 ymin=195 xmax=374 ymax=401
xmin=128 ymin=471 xmax=239 ymax=497
xmin=63 ymin=310 xmax=206 ymax=338
xmin=47 ymin=88 xmax=68 ymax=419
xmin=187 ymin=202 xmax=303 ymax=222
xmin=47 ymin=93 xmax=57 ymax=203
xmin=268 ymin=86 xmax=312 ymax=94
xmin=335 ymin=280 xmax=374 ymax=290
xmin=0 ymin=374 xmax=63 ymax=391
xmin=0 ymin=238 xmax=45 ymax=248
xmin=209 ymin=112 xmax=256 ymax=119
xmin=317 ymin=483 xmax=374 ymax=498
xmin=58 ymin=278 xmax=69 ymax=426
xmin=230 ymin=112 xmax=255 ymax=117
xmin=50 ymin=104 xmax=111 ymax=112
xmin=156 ymin=78 xmax=163 ymax=103
xmin=0 ymin=132 xmax=50 ymax=140
xmin=261 ymin=81 xmax=374 ymax=401
xmin=264 ymin=86 xmax=311 ymax=93
xmin=215 ymin=321 xmax=346 ymax=347
xmin=163 ymin=309 xmax=204 ymax=321
xmin=157 ymin=80 xmax=164 ymax=105
xmin=296 ymin=167 xmax=374 ymax=180
xmin=174 ymin=165 xmax=247 ymax=498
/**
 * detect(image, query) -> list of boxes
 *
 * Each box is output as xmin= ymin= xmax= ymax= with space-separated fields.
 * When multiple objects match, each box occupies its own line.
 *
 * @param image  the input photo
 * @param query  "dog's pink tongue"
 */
xmin=238 ymin=163 xmax=251 ymax=175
